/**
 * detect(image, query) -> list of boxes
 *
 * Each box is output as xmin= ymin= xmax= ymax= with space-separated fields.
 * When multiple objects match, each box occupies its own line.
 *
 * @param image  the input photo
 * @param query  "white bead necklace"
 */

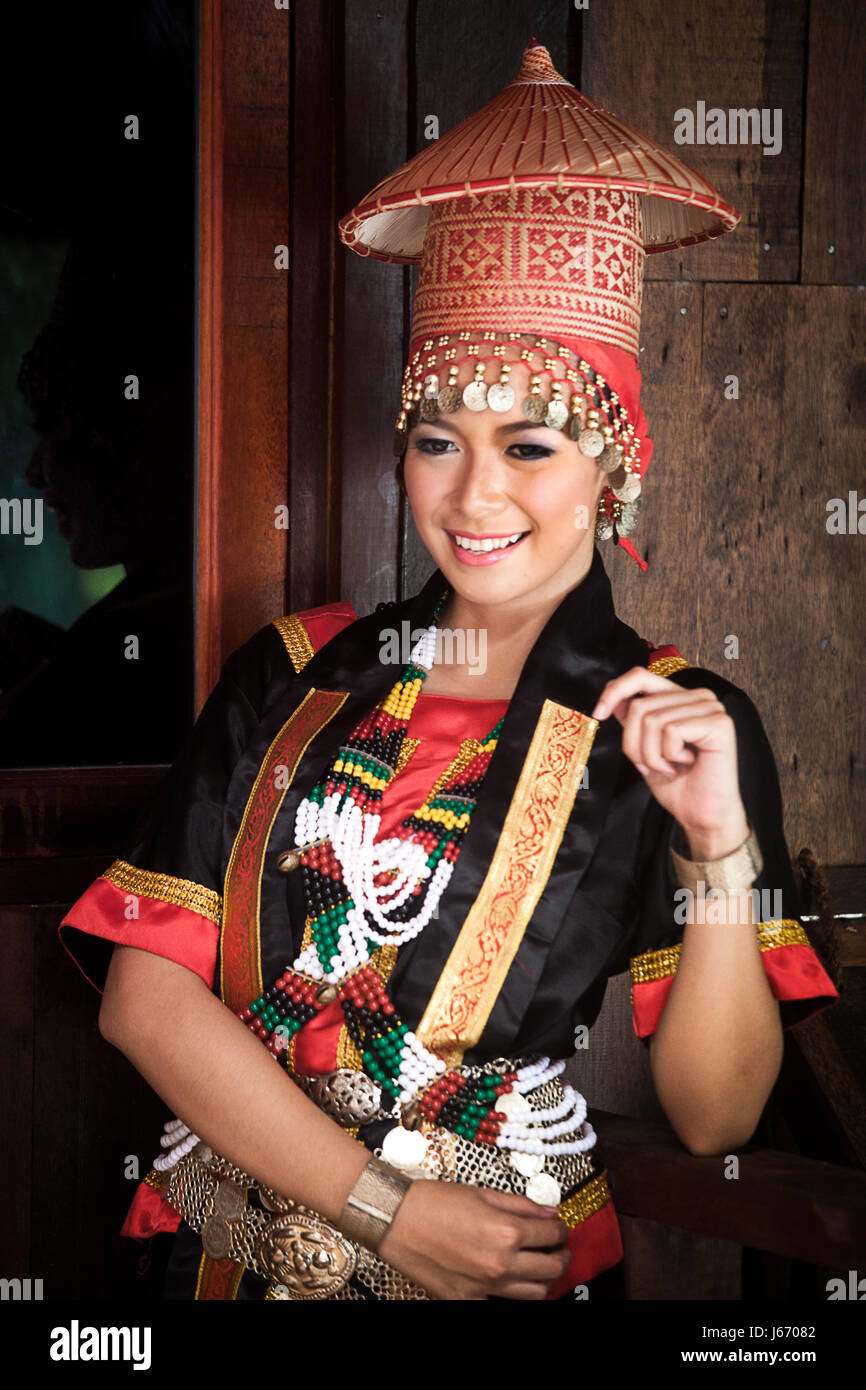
xmin=291 ymin=619 xmax=452 ymax=983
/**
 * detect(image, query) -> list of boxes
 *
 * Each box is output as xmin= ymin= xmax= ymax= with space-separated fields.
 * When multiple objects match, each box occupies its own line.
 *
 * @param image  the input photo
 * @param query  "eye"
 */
xmin=412 ymin=436 xmax=455 ymax=455
xmin=507 ymin=443 xmax=555 ymax=461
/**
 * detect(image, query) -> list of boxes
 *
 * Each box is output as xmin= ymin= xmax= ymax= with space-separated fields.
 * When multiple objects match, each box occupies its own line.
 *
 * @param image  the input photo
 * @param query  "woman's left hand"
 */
xmin=591 ymin=668 xmax=749 ymax=857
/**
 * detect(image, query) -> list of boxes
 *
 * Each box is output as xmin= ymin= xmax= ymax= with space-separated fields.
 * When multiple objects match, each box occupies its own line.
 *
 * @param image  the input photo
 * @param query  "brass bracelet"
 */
xmin=338 ymin=1155 xmax=414 ymax=1255
xmin=670 ymin=822 xmax=763 ymax=895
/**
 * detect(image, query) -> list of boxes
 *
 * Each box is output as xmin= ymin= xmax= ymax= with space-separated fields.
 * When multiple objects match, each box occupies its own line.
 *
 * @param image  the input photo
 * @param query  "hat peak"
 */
xmin=512 ymin=39 xmax=570 ymax=86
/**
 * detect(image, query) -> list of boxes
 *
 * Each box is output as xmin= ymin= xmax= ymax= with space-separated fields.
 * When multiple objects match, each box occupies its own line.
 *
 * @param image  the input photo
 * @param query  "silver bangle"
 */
xmin=338 ymin=1155 xmax=413 ymax=1254
xmin=670 ymin=822 xmax=763 ymax=894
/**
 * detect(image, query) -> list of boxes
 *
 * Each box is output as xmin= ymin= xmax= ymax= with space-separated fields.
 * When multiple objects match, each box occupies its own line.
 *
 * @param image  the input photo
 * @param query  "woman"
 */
xmin=59 ymin=43 xmax=838 ymax=1302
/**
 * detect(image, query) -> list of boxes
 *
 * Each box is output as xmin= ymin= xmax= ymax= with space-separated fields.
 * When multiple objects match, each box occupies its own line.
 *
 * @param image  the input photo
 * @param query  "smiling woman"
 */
xmin=58 ymin=39 xmax=839 ymax=1303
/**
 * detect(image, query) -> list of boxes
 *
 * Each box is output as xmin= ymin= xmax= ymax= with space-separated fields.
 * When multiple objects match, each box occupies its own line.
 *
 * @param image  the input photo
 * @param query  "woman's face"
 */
xmin=404 ymin=357 xmax=607 ymax=613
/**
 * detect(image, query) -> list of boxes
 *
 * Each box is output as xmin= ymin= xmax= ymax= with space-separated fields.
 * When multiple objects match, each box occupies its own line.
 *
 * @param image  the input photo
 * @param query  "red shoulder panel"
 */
xmin=292 ymin=600 xmax=358 ymax=654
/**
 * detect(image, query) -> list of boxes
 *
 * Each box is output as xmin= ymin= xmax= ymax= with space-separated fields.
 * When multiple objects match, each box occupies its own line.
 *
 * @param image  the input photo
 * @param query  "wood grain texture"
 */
xmin=288 ymin=0 xmax=341 ymax=615
xmin=338 ymin=0 xmax=410 ymax=618
xmin=605 ymin=283 xmax=866 ymax=866
xmin=596 ymin=1106 xmax=866 ymax=1265
xmin=0 ymin=767 xmax=167 ymax=866
xmin=801 ymin=0 xmax=866 ymax=284
xmin=619 ymin=1215 xmax=741 ymax=1299
xmin=582 ymin=0 xmax=807 ymax=284
xmin=197 ymin=0 xmax=289 ymax=704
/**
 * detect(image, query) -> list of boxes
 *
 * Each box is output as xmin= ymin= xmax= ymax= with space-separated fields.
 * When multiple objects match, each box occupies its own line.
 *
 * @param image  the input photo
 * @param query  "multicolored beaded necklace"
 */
xmin=235 ymin=593 xmax=591 ymax=1159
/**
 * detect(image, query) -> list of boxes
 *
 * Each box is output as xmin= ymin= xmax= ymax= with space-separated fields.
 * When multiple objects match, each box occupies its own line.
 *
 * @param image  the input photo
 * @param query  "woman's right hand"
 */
xmin=376 ymin=1178 xmax=572 ymax=1300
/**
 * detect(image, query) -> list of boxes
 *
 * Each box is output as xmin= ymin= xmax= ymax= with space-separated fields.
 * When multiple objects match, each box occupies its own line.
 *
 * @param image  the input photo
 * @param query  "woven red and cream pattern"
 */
xmin=411 ymin=186 xmax=645 ymax=360
xmin=338 ymin=41 xmax=740 ymax=263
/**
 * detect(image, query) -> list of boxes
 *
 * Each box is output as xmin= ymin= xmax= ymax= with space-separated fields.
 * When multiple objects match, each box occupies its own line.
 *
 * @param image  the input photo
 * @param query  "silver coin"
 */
xmin=201 ymin=1215 xmax=232 ymax=1260
xmin=607 ymin=464 xmax=628 ymax=490
xmin=487 ymin=381 xmax=516 ymax=412
xmin=577 ymin=428 xmax=605 ymax=458
xmin=392 ymin=428 xmax=407 ymax=458
xmin=462 ymin=381 xmax=488 ymax=411
xmin=545 ymin=399 xmax=569 ymax=430
xmin=214 ymin=1178 xmax=245 ymax=1221
xmin=522 ymin=394 xmax=547 ymax=423
xmin=494 ymin=1091 xmax=532 ymax=1119
xmin=382 ymin=1125 xmax=430 ymax=1172
xmin=598 ymin=445 xmax=621 ymax=473
xmin=612 ymin=474 xmax=641 ymax=502
xmin=422 ymin=373 xmax=440 ymax=399
xmin=595 ymin=514 xmax=615 ymax=541
xmin=617 ymin=497 xmax=643 ymax=536
xmin=509 ymin=1149 xmax=545 ymax=1177
xmin=437 ymin=384 xmax=463 ymax=414
xmin=525 ymin=1173 xmax=562 ymax=1206
xmin=420 ymin=394 xmax=440 ymax=421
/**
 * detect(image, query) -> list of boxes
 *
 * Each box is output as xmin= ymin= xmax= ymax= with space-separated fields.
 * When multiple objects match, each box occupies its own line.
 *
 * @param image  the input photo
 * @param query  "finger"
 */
xmin=628 ymin=698 xmax=725 ymax=777
xmin=618 ymin=692 xmax=712 ymax=771
xmin=513 ymin=1215 xmax=570 ymax=1249
xmin=503 ymin=1246 xmax=573 ymax=1283
xmin=491 ymin=1279 xmax=559 ymax=1301
xmin=475 ymin=1188 xmax=562 ymax=1220
xmin=658 ymin=710 xmax=736 ymax=763
xmin=591 ymin=666 xmax=677 ymax=720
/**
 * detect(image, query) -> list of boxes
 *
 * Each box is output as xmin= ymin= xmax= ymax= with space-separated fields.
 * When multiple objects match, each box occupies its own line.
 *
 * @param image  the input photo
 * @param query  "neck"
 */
xmin=439 ymin=545 xmax=596 ymax=651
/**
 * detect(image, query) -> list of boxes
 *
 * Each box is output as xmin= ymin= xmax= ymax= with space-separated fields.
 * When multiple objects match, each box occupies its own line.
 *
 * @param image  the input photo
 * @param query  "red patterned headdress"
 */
xmin=339 ymin=40 xmax=739 ymax=569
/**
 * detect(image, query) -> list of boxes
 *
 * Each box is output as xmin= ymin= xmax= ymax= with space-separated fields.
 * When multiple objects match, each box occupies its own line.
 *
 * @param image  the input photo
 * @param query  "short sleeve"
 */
xmin=58 ymin=623 xmax=296 ymax=995
xmin=625 ymin=673 xmax=840 ymax=1045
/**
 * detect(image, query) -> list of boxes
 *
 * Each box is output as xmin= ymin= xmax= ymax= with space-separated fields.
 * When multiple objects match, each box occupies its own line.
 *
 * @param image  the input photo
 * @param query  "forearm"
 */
xmin=650 ymin=887 xmax=783 ymax=1155
xmin=99 ymin=945 xmax=369 ymax=1222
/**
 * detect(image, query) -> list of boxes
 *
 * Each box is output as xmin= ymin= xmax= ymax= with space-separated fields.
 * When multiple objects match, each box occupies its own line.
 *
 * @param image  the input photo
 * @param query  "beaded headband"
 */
xmin=392 ymin=330 xmax=645 ymax=555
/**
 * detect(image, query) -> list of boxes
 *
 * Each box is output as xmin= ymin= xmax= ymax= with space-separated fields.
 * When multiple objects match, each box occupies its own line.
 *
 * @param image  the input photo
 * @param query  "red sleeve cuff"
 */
xmin=59 ymin=862 xmax=220 ymax=995
xmin=630 ymin=923 xmax=839 ymax=1041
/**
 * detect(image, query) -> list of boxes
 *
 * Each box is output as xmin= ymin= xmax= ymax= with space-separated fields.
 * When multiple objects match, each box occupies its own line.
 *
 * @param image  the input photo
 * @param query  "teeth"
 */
xmin=452 ymin=532 xmax=525 ymax=553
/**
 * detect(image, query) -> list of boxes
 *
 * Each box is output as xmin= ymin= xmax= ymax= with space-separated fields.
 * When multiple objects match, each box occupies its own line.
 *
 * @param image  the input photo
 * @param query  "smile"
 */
xmin=446 ymin=530 xmax=529 ymax=564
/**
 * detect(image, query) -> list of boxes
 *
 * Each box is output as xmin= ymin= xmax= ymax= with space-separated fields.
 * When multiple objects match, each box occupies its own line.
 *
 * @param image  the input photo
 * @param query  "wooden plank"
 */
xmin=582 ymin=0 xmax=807 ymax=283
xmin=288 ymin=0 xmax=342 ymax=615
xmin=821 ymin=865 xmax=866 ymax=918
xmin=337 ymin=0 xmax=410 ymax=618
xmin=619 ymin=1215 xmax=741 ymax=1300
xmin=0 ymin=767 xmax=167 ymax=864
xmin=598 ymin=278 xmax=703 ymax=625
xmin=596 ymin=1108 xmax=866 ymax=1267
xmin=792 ymin=1002 xmax=866 ymax=1167
xmin=0 ymin=856 xmax=113 ymax=907
xmin=801 ymin=0 xmax=866 ymax=284
xmin=608 ymin=284 xmax=866 ymax=866
xmin=0 ymin=909 xmax=33 ymax=1275
xmin=197 ymin=0 xmax=289 ymax=705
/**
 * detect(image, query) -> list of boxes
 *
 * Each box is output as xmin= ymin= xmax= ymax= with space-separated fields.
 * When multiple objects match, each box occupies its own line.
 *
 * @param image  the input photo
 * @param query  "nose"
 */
xmin=448 ymin=441 xmax=507 ymax=517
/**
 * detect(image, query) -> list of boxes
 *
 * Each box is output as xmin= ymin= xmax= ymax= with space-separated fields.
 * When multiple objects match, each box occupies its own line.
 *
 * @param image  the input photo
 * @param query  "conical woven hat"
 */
xmin=338 ymin=39 xmax=739 ymax=262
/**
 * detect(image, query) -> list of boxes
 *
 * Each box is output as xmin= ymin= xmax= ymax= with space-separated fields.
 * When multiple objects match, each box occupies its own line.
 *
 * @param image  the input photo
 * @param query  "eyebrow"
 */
xmin=411 ymin=418 xmax=556 ymax=437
